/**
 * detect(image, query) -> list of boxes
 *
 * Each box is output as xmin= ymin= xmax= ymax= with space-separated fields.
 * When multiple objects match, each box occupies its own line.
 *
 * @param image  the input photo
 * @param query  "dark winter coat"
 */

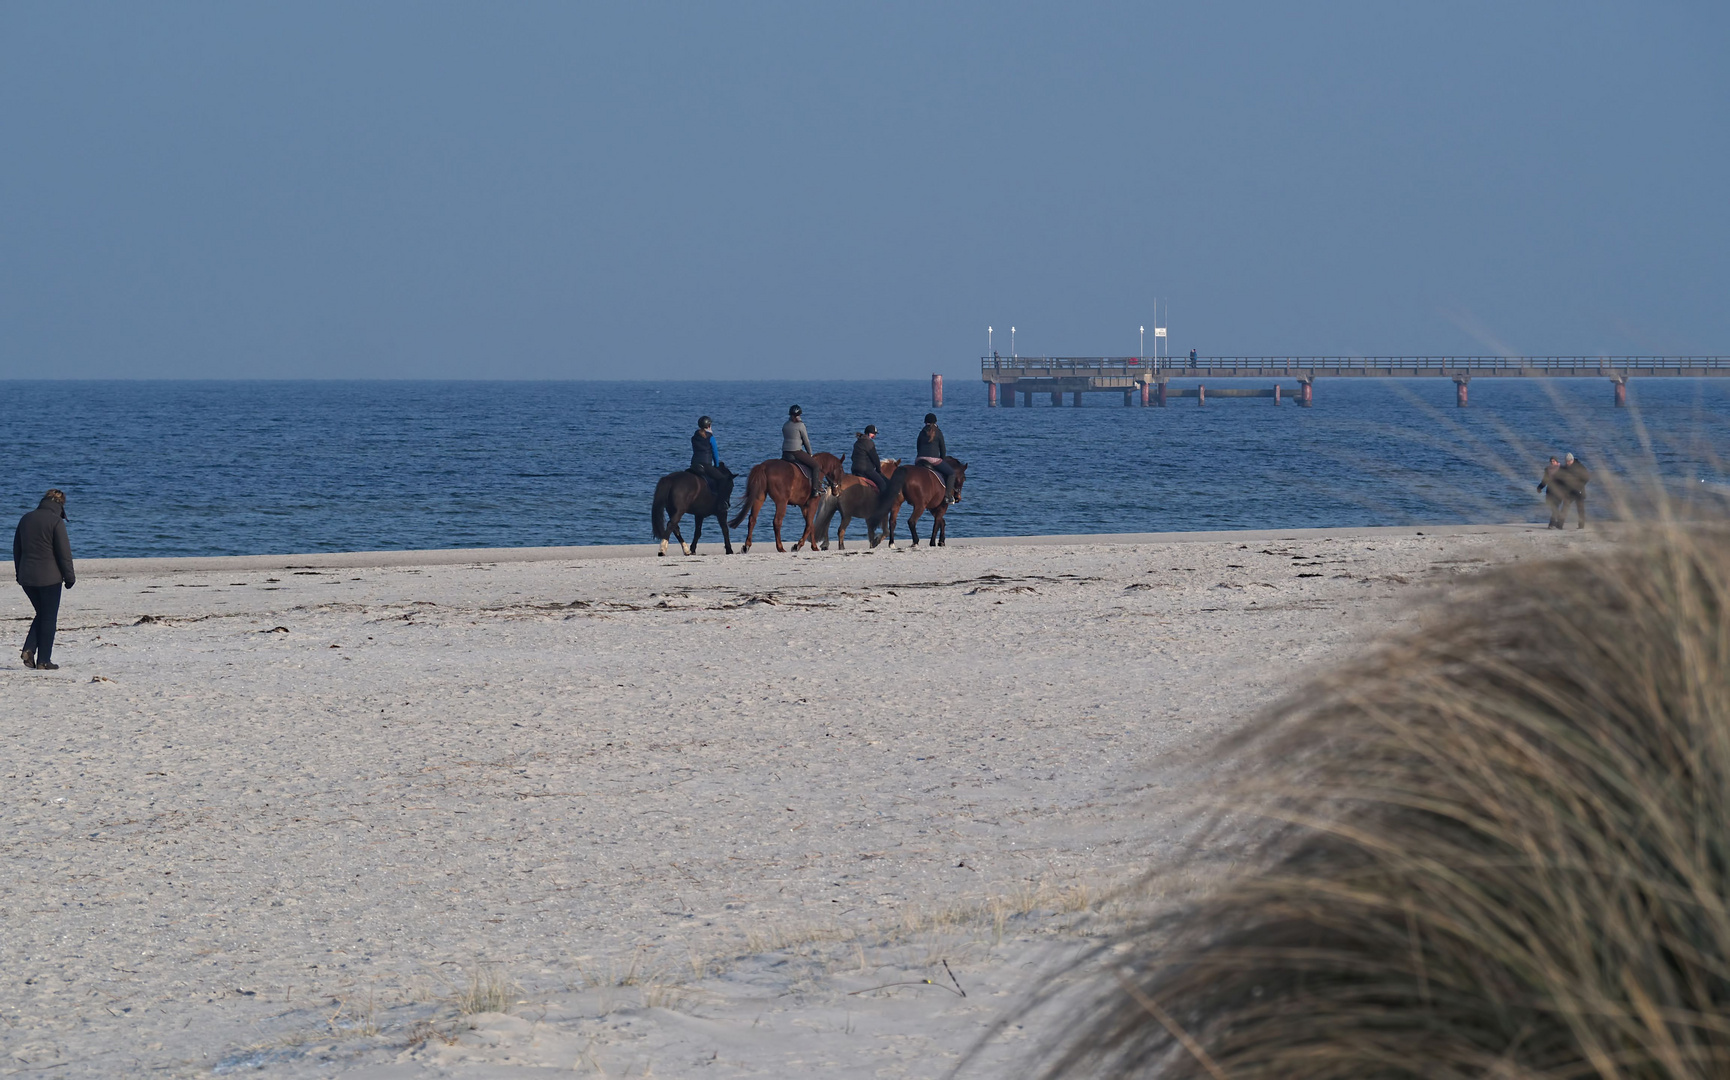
xmin=915 ymin=425 xmax=947 ymax=461
xmin=850 ymin=434 xmax=881 ymax=475
xmin=1556 ymin=461 xmax=1591 ymax=498
xmin=13 ymin=498 xmax=74 ymax=588
xmin=691 ymin=431 xmax=722 ymax=470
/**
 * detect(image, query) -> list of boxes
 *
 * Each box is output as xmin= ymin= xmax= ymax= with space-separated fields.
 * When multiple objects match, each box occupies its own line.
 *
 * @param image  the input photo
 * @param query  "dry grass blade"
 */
xmin=1041 ymin=521 xmax=1730 ymax=1079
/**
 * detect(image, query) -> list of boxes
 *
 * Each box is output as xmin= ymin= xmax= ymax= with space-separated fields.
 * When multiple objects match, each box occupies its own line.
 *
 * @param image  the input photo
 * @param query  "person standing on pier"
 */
xmin=13 ymin=488 xmax=75 ymax=670
xmin=782 ymin=405 xmax=828 ymax=497
xmin=1557 ymin=453 xmax=1590 ymax=529
xmin=1537 ymin=456 xmax=1564 ymax=529
xmin=850 ymin=425 xmax=889 ymax=492
xmin=915 ymin=413 xmax=957 ymax=505
xmin=689 ymin=416 xmax=732 ymax=516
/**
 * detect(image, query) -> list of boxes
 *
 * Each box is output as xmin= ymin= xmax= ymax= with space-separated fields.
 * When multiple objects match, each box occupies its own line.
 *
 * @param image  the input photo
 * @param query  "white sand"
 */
xmin=0 ymin=525 xmax=1596 ymax=1077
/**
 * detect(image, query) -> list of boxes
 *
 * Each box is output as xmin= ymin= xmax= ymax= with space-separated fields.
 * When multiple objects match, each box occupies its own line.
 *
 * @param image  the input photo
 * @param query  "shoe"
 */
xmin=34 ymin=661 xmax=58 ymax=671
xmin=21 ymin=648 xmax=34 ymax=668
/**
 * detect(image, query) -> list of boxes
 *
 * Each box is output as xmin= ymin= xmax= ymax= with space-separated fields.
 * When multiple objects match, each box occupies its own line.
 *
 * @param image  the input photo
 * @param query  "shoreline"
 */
xmin=79 ymin=521 xmax=1541 ymax=575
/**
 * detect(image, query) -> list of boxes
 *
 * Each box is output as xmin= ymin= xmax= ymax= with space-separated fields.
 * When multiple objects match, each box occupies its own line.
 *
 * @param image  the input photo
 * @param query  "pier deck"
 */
xmin=979 ymin=356 xmax=1730 ymax=407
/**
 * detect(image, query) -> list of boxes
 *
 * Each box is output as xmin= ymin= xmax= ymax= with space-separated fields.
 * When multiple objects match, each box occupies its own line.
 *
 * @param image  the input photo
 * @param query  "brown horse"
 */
xmin=728 ymin=452 xmax=845 ymax=553
xmin=879 ymin=457 xmax=967 ymax=547
xmin=652 ymin=469 xmax=736 ymax=556
xmin=814 ymin=460 xmax=899 ymax=550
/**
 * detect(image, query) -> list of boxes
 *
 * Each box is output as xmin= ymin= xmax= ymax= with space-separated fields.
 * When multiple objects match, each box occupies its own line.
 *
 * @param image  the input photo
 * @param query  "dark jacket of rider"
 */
xmin=691 ymin=431 xmax=722 ymax=470
xmin=850 ymin=433 xmax=881 ymax=475
xmin=915 ymin=424 xmax=947 ymax=462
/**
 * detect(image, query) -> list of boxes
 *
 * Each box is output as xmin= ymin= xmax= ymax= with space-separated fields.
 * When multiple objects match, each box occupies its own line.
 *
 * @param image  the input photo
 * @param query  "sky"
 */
xmin=1 ymin=2 xmax=1725 ymax=380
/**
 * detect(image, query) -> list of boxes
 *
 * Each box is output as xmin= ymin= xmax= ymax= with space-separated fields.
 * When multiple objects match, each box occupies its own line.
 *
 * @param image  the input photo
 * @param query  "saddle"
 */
xmin=687 ymin=466 xmax=732 ymax=501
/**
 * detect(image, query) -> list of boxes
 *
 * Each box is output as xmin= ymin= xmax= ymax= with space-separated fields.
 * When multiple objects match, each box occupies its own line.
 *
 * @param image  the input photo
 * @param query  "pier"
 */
xmin=979 ymin=356 xmax=1730 ymax=407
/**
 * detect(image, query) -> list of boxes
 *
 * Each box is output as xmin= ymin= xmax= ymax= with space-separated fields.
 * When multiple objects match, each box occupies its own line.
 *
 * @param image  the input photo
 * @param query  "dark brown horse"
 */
xmin=652 ymin=469 xmax=735 ymax=556
xmin=728 ymin=452 xmax=845 ymax=553
xmin=814 ymin=460 xmax=899 ymax=550
xmin=879 ymin=457 xmax=967 ymax=547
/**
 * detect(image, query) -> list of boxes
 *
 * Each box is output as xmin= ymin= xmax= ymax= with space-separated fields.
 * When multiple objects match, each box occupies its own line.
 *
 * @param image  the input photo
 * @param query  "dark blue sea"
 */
xmin=3 ymin=379 xmax=1728 ymax=558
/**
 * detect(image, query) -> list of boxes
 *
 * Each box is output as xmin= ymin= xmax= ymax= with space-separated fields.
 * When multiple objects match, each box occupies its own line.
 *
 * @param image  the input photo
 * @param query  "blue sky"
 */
xmin=1 ymin=2 xmax=1724 ymax=379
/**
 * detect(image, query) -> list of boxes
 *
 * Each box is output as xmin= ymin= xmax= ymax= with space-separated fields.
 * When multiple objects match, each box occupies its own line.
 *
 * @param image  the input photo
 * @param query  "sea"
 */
xmin=3 ymin=378 xmax=1728 ymax=559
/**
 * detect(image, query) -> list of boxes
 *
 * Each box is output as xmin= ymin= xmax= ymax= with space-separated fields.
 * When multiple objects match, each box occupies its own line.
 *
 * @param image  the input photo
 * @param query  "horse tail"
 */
xmin=652 ymin=477 xmax=672 ymax=540
xmin=870 ymin=467 xmax=912 ymax=525
xmin=729 ymin=466 xmax=765 ymax=529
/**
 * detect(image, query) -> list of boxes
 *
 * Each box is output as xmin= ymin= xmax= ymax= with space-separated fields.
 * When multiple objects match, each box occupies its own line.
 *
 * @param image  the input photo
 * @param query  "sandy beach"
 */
xmin=1 ymin=524 xmax=1597 ymax=1077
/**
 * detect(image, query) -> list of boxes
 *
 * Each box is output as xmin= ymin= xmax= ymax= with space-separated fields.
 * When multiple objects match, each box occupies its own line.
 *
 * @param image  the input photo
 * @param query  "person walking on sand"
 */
xmin=14 ymin=488 xmax=75 ymax=670
xmin=1557 ymin=453 xmax=1591 ymax=529
xmin=1537 ymin=456 xmax=1565 ymax=529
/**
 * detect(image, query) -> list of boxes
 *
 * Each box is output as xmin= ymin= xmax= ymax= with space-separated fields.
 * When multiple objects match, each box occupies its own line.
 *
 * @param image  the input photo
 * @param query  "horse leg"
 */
xmin=932 ymin=504 xmax=946 ymax=547
xmin=688 ymin=514 xmax=703 ymax=555
xmin=742 ymin=496 xmax=762 ymax=554
xmin=668 ymin=513 xmax=689 ymax=556
xmin=772 ymin=498 xmax=788 ymax=553
xmin=836 ymin=511 xmax=849 ymax=551
xmin=907 ymin=506 xmax=921 ymax=546
xmin=719 ymin=511 xmax=734 ymax=555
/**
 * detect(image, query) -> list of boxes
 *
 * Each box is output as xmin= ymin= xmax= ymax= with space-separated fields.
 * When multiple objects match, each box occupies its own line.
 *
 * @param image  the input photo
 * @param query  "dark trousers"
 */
xmin=852 ymin=467 xmax=890 ymax=491
xmin=21 ymin=583 xmax=61 ymax=664
xmin=1545 ymin=493 xmax=1565 ymax=528
xmin=690 ymin=465 xmax=731 ymax=506
xmin=921 ymin=458 xmax=957 ymax=498
xmin=1569 ymin=494 xmax=1587 ymax=527
xmin=782 ymin=450 xmax=820 ymax=492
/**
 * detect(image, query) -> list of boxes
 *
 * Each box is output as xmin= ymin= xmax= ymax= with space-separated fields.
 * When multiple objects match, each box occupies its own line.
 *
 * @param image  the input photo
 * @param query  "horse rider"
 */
xmin=782 ymin=405 xmax=829 ymax=497
xmin=689 ymin=416 xmax=732 ymax=514
xmin=850 ymin=424 xmax=889 ymax=492
xmin=915 ymin=412 xmax=957 ymax=504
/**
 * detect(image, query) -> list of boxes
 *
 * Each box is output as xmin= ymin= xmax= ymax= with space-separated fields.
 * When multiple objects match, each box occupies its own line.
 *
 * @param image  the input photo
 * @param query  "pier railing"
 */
xmin=982 ymin=356 xmax=1730 ymax=375
xmin=982 ymin=355 xmax=1730 ymax=376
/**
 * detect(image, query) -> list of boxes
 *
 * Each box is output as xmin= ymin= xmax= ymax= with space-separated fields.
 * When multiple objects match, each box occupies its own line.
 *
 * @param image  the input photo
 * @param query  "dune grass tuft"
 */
xmin=1046 ymin=523 xmax=1730 ymax=1079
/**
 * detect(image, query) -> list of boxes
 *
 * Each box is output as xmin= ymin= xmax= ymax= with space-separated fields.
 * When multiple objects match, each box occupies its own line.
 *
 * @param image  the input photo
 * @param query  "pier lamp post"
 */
xmin=988 ymin=326 xmax=993 ymax=356
xmin=1011 ymin=327 xmax=1016 ymax=358
xmin=1140 ymin=326 xmax=1145 ymax=360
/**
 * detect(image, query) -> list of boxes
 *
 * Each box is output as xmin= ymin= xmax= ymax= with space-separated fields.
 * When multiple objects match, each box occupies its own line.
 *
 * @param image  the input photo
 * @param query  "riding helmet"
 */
xmin=697 ymin=415 xmax=712 ymax=430
xmin=924 ymin=412 xmax=938 ymax=425
xmin=789 ymin=405 xmax=802 ymax=417
xmin=863 ymin=424 xmax=877 ymax=435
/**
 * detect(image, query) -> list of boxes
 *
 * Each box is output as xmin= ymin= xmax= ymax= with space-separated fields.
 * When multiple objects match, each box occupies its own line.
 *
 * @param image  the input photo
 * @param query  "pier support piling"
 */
xmin=1050 ymin=391 xmax=1061 ymax=407
xmin=1123 ymin=389 xmax=1133 ymax=406
xmin=1454 ymin=375 xmax=1470 ymax=408
xmin=1023 ymin=389 xmax=1033 ymax=408
xmin=1274 ymin=385 xmax=1282 ymax=405
xmin=1001 ymin=384 xmax=1014 ymax=407
xmin=987 ymin=382 xmax=997 ymax=407
xmin=1156 ymin=381 xmax=1168 ymax=407
xmin=1298 ymin=379 xmax=1313 ymax=407
xmin=1072 ymin=391 xmax=1083 ymax=407
xmin=931 ymin=374 xmax=943 ymax=409
xmin=1197 ymin=385 xmax=1206 ymax=406
xmin=1613 ymin=377 xmax=1628 ymax=408
xmin=1140 ymin=381 xmax=1151 ymax=406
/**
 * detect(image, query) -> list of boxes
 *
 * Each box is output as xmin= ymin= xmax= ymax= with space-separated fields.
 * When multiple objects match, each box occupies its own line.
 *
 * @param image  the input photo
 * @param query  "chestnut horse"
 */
xmin=878 ymin=457 xmax=968 ymax=547
xmin=728 ymin=452 xmax=845 ymax=553
xmin=651 ymin=469 xmax=735 ymax=556
xmin=814 ymin=460 xmax=899 ymax=550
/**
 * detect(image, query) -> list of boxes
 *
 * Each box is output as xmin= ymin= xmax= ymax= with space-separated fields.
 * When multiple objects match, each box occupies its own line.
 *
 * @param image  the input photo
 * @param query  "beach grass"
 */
xmin=1045 ymin=519 xmax=1730 ymax=1078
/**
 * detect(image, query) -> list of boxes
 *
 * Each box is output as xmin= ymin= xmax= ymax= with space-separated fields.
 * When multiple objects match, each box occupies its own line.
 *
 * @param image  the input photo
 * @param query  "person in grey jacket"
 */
xmin=781 ymin=405 xmax=828 ymax=496
xmin=14 ymin=489 xmax=75 ymax=670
